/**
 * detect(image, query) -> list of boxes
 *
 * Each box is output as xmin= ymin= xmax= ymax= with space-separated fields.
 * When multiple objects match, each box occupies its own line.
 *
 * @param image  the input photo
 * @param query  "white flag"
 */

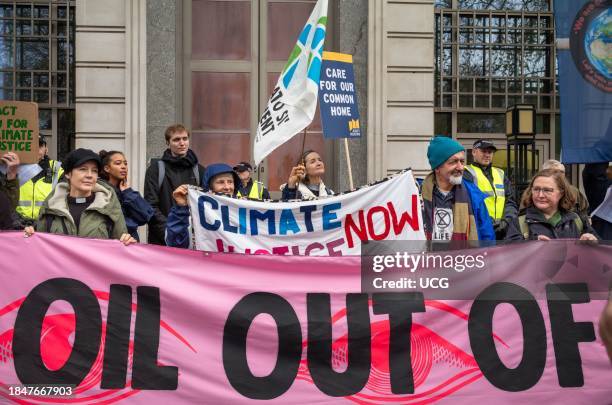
xmin=253 ymin=0 xmax=328 ymax=166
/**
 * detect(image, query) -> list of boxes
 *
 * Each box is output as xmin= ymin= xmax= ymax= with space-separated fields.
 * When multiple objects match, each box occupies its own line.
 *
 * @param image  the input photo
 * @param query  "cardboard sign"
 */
xmin=0 ymin=100 xmax=39 ymax=163
xmin=318 ymin=52 xmax=361 ymax=138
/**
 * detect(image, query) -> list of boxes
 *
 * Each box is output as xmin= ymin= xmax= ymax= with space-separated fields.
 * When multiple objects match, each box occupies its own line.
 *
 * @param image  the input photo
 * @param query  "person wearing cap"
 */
xmin=144 ymin=124 xmax=205 ymax=245
xmin=463 ymin=139 xmax=517 ymax=239
xmin=23 ymin=148 xmax=136 ymax=245
xmin=165 ymin=163 xmax=239 ymax=248
xmin=421 ymin=136 xmax=495 ymax=241
xmin=234 ymin=161 xmax=270 ymax=200
xmin=16 ymin=137 xmax=64 ymax=224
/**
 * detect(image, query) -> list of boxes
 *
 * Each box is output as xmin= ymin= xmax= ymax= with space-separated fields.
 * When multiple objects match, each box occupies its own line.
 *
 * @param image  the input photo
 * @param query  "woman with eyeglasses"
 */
xmin=505 ymin=169 xmax=598 ymax=241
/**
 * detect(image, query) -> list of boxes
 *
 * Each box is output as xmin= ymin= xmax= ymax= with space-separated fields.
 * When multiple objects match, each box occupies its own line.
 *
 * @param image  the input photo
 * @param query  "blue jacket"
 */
xmin=165 ymin=204 xmax=191 ymax=248
xmin=463 ymin=179 xmax=496 ymax=241
xmin=166 ymin=163 xmax=239 ymax=249
xmin=116 ymin=186 xmax=154 ymax=241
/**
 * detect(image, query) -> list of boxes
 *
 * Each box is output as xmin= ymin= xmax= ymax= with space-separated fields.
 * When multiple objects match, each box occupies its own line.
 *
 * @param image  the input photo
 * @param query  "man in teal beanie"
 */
xmin=421 ymin=136 xmax=495 ymax=241
xmin=427 ymin=136 xmax=466 ymax=171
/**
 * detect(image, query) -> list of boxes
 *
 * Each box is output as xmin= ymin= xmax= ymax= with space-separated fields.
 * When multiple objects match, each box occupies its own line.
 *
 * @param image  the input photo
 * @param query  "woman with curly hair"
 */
xmin=99 ymin=150 xmax=153 ymax=241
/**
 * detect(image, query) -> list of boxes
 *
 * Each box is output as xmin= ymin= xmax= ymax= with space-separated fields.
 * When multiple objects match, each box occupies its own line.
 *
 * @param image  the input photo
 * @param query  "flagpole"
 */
xmin=300 ymin=127 xmax=308 ymax=162
xmin=344 ymin=138 xmax=354 ymax=190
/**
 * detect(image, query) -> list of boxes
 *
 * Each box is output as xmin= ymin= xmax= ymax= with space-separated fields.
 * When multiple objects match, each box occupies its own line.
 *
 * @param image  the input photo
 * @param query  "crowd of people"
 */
xmin=0 ymin=124 xmax=610 ymax=247
xmin=1 ymin=124 xmax=612 ymax=360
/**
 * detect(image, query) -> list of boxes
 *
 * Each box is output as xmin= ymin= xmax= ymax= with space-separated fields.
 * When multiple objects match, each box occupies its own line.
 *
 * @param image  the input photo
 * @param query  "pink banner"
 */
xmin=0 ymin=232 xmax=610 ymax=404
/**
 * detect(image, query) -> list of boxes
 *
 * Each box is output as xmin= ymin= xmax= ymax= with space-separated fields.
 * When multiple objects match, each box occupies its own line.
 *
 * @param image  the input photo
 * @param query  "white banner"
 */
xmin=253 ymin=0 xmax=328 ymax=165
xmin=188 ymin=170 xmax=426 ymax=255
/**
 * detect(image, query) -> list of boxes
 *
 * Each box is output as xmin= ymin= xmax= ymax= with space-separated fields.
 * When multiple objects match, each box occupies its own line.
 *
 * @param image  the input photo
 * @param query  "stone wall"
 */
xmin=334 ymin=0 xmax=369 ymax=190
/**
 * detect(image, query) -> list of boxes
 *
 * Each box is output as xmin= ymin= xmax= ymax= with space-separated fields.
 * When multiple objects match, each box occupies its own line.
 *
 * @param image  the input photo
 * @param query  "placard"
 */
xmin=0 ymin=100 xmax=39 ymax=163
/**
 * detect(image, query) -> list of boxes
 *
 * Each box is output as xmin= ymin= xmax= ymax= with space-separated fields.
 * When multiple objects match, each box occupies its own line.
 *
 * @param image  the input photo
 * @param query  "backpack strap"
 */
xmin=518 ymin=215 xmax=529 ymax=239
xmin=156 ymin=159 xmax=166 ymax=192
xmin=573 ymin=215 xmax=583 ymax=234
xmin=156 ymin=160 xmax=200 ymax=188
xmin=193 ymin=165 xmax=200 ymax=187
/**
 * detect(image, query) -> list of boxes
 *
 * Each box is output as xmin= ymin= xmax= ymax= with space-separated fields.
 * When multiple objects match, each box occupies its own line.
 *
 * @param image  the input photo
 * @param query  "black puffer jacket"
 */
xmin=505 ymin=206 xmax=598 ymax=240
xmin=144 ymin=149 xmax=205 ymax=245
xmin=0 ymin=190 xmax=19 ymax=230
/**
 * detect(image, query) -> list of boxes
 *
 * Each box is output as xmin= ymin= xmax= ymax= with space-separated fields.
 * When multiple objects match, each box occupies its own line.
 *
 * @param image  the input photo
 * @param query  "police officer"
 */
xmin=234 ymin=161 xmax=270 ymax=200
xmin=464 ymin=139 xmax=517 ymax=238
xmin=16 ymin=137 xmax=63 ymax=224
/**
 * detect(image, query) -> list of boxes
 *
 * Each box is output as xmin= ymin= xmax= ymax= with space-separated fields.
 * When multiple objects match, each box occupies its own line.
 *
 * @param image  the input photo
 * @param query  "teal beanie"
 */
xmin=427 ymin=136 xmax=465 ymax=169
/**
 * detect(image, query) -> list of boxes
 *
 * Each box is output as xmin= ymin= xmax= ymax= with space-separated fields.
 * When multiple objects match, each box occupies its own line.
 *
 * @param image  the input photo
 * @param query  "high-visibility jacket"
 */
xmin=465 ymin=164 xmax=505 ymax=220
xmin=17 ymin=160 xmax=63 ymax=220
xmin=236 ymin=181 xmax=265 ymax=200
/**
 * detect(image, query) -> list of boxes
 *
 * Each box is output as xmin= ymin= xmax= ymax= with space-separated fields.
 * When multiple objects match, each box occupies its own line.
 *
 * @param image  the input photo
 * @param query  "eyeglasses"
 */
xmin=532 ymin=187 xmax=556 ymax=196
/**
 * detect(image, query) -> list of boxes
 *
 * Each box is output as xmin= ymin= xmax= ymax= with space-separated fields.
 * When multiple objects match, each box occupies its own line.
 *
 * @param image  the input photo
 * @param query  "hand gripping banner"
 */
xmin=0 ymin=233 xmax=611 ymax=404
xmin=188 ymin=170 xmax=426 ymax=255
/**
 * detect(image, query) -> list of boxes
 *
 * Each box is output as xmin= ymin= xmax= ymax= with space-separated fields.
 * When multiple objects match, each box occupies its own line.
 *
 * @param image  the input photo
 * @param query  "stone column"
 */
xmin=367 ymin=0 xmax=435 ymax=181
xmin=75 ymin=0 xmax=127 ymax=151
xmin=75 ymin=0 xmax=147 ymax=189
xmin=125 ymin=0 xmax=148 ymax=190
xmin=146 ymin=0 xmax=179 ymax=163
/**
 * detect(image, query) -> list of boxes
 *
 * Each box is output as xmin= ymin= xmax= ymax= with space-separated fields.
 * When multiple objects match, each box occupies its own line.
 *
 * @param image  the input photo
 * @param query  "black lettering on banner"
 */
xmin=223 ymin=293 xmax=302 ymax=400
xmin=276 ymin=111 xmax=290 ymax=125
xmin=270 ymin=87 xmax=283 ymax=103
xmin=546 ymin=283 xmax=595 ymax=387
xmin=12 ymin=278 xmax=102 ymax=385
xmin=468 ymin=282 xmax=546 ymax=391
xmin=372 ymin=292 xmax=426 ymax=394
xmin=101 ymin=285 xmax=133 ymax=389
xmin=132 ymin=287 xmax=178 ymax=390
xmin=307 ymin=293 xmax=371 ymax=396
xmin=260 ymin=108 xmax=274 ymax=136
xmin=273 ymin=101 xmax=285 ymax=112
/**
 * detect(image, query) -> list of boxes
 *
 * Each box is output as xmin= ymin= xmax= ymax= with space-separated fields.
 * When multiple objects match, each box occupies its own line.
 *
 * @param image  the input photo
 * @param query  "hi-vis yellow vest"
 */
xmin=466 ymin=165 xmax=505 ymax=220
xmin=17 ymin=160 xmax=63 ymax=220
xmin=237 ymin=181 xmax=264 ymax=200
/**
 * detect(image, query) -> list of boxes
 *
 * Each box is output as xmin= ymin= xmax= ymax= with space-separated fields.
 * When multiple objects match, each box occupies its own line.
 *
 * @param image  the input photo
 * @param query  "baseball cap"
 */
xmin=63 ymin=148 xmax=102 ymax=172
xmin=472 ymin=139 xmax=497 ymax=151
xmin=233 ymin=161 xmax=253 ymax=172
